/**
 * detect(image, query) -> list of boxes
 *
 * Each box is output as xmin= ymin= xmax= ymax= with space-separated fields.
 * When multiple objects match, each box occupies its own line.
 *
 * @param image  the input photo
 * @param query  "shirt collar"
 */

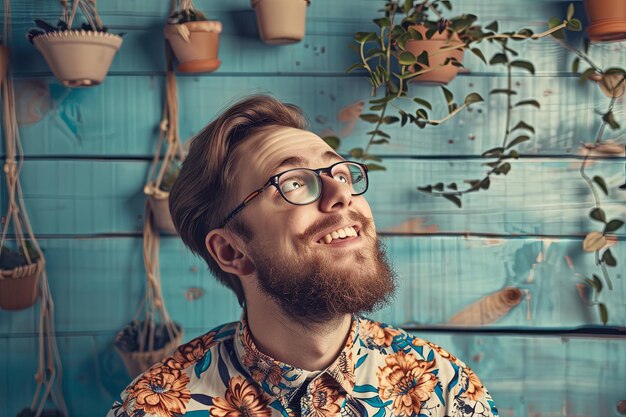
xmin=234 ymin=314 xmax=360 ymax=400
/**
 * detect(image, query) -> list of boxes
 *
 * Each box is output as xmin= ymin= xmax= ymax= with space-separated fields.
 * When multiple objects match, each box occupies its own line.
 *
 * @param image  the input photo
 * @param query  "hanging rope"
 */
xmin=1 ymin=1 xmax=68 ymax=416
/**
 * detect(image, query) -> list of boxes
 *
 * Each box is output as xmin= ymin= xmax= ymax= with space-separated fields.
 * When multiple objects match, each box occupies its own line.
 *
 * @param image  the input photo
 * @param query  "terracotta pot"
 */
xmin=251 ymin=0 xmax=310 ymax=45
xmin=33 ymin=30 xmax=122 ymax=87
xmin=404 ymin=25 xmax=465 ymax=85
xmin=145 ymin=185 xmax=177 ymax=234
xmin=115 ymin=322 xmax=183 ymax=378
xmin=0 ymin=44 xmax=9 ymax=85
xmin=164 ymin=21 xmax=222 ymax=73
xmin=0 ymin=259 xmax=42 ymax=310
xmin=584 ymin=0 xmax=626 ymax=42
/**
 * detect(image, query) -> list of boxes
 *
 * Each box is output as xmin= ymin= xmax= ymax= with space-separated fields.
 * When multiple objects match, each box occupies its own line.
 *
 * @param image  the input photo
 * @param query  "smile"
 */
xmin=317 ymin=226 xmax=359 ymax=244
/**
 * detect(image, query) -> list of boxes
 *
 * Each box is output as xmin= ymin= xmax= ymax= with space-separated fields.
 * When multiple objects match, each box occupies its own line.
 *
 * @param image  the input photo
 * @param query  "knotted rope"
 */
xmin=1 ymin=1 xmax=68 ymax=416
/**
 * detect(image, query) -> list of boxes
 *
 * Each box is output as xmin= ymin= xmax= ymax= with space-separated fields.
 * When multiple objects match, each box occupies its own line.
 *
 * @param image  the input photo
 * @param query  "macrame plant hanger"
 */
xmin=116 ymin=43 xmax=182 ymax=378
xmin=0 ymin=1 xmax=68 ymax=416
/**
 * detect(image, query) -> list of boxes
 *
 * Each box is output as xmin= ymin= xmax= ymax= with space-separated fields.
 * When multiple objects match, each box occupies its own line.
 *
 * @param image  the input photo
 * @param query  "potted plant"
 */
xmin=252 ymin=0 xmax=310 ymax=45
xmin=165 ymin=0 xmax=222 ymax=73
xmin=0 ymin=245 xmax=43 ymax=310
xmin=26 ymin=0 xmax=123 ymax=88
xmin=584 ymin=0 xmax=626 ymax=42
xmin=144 ymin=161 xmax=181 ymax=234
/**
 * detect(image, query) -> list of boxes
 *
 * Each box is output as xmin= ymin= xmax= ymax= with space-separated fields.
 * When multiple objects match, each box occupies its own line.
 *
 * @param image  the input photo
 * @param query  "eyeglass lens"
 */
xmin=277 ymin=162 xmax=367 ymax=205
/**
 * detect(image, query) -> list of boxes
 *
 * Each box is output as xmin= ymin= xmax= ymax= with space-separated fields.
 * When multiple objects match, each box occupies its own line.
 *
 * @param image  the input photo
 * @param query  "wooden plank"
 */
xmin=0 ymin=236 xmax=623 ymax=336
xmin=4 ymin=74 xmax=624 ymax=158
xmin=2 ymin=158 xmax=624 ymax=236
xmin=1 ymin=331 xmax=625 ymax=417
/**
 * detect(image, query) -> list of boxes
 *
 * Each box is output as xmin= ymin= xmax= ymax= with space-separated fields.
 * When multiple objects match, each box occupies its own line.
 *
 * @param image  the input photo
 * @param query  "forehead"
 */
xmin=235 ymin=126 xmax=342 ymax=178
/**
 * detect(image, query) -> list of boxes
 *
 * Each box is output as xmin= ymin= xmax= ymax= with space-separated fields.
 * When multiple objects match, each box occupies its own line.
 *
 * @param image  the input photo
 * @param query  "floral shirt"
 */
xmin=107 ymin=317 xmax=498 ymax=417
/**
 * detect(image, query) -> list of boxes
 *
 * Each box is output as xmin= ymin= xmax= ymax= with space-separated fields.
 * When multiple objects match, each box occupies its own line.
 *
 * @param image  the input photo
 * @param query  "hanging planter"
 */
xmin=115 ymin=320 xmax=183 ymax=378
xmin=404 ymin=24 xmax=465 ymax=85
xmin=0 ymin=249 xmax=43 ymax=310
xmin=144 ymin=185 xmax=177 ymax=234
xmin=165 ymin=1 xmax=222 ymax=73
xmin=27 ymin=0 xmax=123 ymax=87
xmin=252 ymin=0 xmax=310 ymax=45
xmin=584 ymin=0 xmax=626 ymax=42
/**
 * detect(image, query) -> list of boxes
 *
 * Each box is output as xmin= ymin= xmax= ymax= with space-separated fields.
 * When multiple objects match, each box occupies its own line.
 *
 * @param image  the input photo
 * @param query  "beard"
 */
xmin=245 ymin=211 xmax=397 ymax=325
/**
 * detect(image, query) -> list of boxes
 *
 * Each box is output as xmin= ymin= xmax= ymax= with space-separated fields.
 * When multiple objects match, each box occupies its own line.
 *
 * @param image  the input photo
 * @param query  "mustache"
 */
xmin=299 ymin=211 xmax=374 ymax=242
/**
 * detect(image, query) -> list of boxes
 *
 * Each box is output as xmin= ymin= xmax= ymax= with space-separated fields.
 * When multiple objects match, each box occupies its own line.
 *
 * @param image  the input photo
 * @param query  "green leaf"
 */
xmin=605 ymin=219 xmax=625 ymax=233
xmin=360 ymin=114 xmax=381 ymax=123
xmin=441 ymin=86 xmax=454 ymax=104
xmin=593 ymin=176 xmax=608 ymax=196
xmin=567 ymin=3 xmax=575 ymax=20
xmin=602 ymin=111 xmax=620 ymax=130
xmin=548 ymin=17 xmax=564 ymax=39
xmin=470 ymin=48 xmax=487 ymax=64
xmin=490 ymin=89 xmax=517 ymax=96
xmin=589 ymin=208 xmax=606 ymax=223
xmin=602 ymin=249 xmax=617 ymax=267
xmin=433 ymin=182 xmax=444 ymax=191
xmin=402 ymin=0 xmax=413 ymax=15
xmin=571 ymin=57 xmax=580 ymax=74
xmin=507 ymin=135 xmax=530 ymax=149
xmin=355 ymin=32 xmax=375 ymax=43
xmin=412 ymin=97 xmax=432 ymax=110
xmin=480 ymin=177 xmax=491 ymax=190
xmin=382 ymin=116 xmax=400 ymax=125
xmin=566 ymin=18 xmax=582 ymax=31
xmin=447 ymin=183 xmax=458 ymax=190
xmin=579 ymin=68 xmax=596 ymax=84
xmin=322 ymin=135 xmax=340 ymax=150
xmin=349 ymin=147 xmax=364 ymax=158
xmin=415 ymin=50 xmax=429 ymax=67
xmin=516 ymin=28 xmax=534 ymax=38
xmin=366 ymin=163 xmax=386 ymax=171
xmin=373 ymin=17 xmax=390 ymax=28
xmin=514 ymin=99 xmax=540 ymax=109
xmin=599 ymin=303 xmax=608 ymax=325
xmin=592 ymin=274 xmax=603 ymax=294
xmin=366 ymin=129 xmax=391 ymax=139
xmin=399 ymin=51 xmax=417 ymax=66
xmin=415 ymin=108 xmax=428 ymax=120
xmin=442 ymin=193 xmax=462 ymax=208
xmin=417 ymin=185 xmax=432 ymax=193
xmin=400 ymin=111 xmax=408 ymax=127
xmin=441 ymin=0 xmax=452 ymax=10
xmin=481 ymin=147 xmax=504 ymax=157
xmin=495 ymin=162 xmax=511 ymax=175
xmin=485 ymin=21 xmax=498 ymax=32
xmin=511 ymin=121 xmax=535 ymax=134
xmin=510 ymin=60 xmax=535 ymax=74
xmin=508 ymin=150 xmax=519 ymax=159
xmin=370 ymin=138 xmax=390 ymax=145
xmin=489 ymin=53 xmax=508 ymax=65
xmin=464 ymin=93 xmax=484 ymax=105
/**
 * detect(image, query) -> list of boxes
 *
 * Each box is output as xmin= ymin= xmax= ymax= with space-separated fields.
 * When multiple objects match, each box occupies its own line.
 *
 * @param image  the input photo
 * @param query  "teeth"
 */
xmin=319 ymin=226 xmax=359 ymax=244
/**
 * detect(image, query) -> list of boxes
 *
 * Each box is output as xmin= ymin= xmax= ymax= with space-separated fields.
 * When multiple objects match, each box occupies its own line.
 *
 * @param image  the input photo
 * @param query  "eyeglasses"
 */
xmin=221 ymin=160 xmax=369 ymax=227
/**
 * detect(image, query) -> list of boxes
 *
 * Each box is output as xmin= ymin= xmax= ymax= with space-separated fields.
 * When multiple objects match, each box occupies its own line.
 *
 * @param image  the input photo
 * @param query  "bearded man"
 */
xmin=107 ymin=95 xmax=498 ymax=417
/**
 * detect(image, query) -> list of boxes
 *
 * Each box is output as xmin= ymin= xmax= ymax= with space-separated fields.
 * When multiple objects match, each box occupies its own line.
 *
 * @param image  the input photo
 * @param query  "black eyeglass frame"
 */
xmin=221 ymin=160 xmax=369 ymax=227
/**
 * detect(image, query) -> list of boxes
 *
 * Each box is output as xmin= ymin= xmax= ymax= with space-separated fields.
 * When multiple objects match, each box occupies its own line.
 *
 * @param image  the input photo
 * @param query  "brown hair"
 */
xmin=169 ymin=94 xmax=308 ymax=306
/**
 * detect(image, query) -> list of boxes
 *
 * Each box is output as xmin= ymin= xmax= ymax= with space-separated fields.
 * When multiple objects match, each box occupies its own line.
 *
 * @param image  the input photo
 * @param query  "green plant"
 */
xmin=0 ymin=242 xmax=40 ymax=270
xmin=159 ymin=160 xmax=182 ymax=192
xmin=168 ymin=0 xmax=207 ymax=24
xmin=26 ymin=0 xmax=119 ymax=44
xmin=546 ymin=10 xmax=626 ymax=324
xmin=343 ymin=0 xmax=576 ymax=195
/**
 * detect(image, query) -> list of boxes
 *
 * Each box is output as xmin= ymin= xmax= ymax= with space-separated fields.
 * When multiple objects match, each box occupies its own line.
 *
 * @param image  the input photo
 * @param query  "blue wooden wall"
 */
xmin=1 ymin=0 xmax=625 ymax=415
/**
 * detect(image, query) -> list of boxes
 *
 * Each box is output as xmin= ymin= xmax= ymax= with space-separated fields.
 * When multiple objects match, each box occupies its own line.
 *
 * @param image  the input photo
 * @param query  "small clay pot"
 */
xmin=0 ymin=259 xmax=43 ymax=310
xmin=584 ymin=0 xmax=626 ymax=42
xmin=33 ymin=30 xmax=123 ymax=87
xmin=145 ymin=184 xmax=177 ymax=234
xmin=164 ymin=21 xmax=222 ymax=73
xmin=252 ymin=0 xmax=310 ymax=45
xmin=404 ymin=25 xmax=465 ymax=85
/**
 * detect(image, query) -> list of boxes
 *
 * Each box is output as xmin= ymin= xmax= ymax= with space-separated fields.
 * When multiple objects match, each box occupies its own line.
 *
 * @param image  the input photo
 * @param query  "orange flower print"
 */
xmin=243 ymin=349 xmax=283 ymax=386
xmin=173 ymin=331 xmax=217 ymax=369
xmin=377 ymin=350 xmax=437 ymax=416
xmin=462 ymin=367 xmax=485 ymax=401
xmin=211 ymin=376 xmax=272 ymax=417
xmin=125 ymin=363 xmax=191 ymax=417
xmin=307 ymin=376 xmax=343 ymax=417
xmin=361 ymin=321 xmax=401 ymax=347
xmin=411 ymin=338 xmax=461 ymax=367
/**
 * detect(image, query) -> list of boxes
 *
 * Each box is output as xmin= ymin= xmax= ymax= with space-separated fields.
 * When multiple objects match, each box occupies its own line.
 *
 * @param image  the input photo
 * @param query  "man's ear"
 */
xmin=205 ymin=229 xmax=255 ymax=276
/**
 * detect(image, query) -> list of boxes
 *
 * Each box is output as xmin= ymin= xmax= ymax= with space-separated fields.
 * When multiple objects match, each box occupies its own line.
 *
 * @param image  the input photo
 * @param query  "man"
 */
xmin=107 ymin=95 xmax=498 ymax=417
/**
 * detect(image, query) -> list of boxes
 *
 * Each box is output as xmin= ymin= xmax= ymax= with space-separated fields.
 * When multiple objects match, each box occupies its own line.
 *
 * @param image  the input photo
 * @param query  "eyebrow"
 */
xmin=269 ymin=151 xmax=343 ymax=175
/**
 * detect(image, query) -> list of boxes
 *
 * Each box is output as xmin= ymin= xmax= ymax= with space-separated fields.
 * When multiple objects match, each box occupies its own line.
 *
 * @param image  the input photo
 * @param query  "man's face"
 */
xmin=230 ymin=126 xmax=396 ymax=323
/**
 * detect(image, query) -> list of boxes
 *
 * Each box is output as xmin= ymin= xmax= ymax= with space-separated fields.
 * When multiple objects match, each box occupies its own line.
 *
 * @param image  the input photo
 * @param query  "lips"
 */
xmin=317 ymin=225 xmax=359 ymax=244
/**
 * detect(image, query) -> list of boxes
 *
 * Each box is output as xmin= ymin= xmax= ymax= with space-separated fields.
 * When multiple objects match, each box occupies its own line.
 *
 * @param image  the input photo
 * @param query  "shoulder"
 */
xmin=107 ymin=321 xmax=239 ymax=417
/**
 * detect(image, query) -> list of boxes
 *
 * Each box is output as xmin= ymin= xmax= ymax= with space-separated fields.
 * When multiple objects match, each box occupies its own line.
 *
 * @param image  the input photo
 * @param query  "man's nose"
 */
xmin=317 ymin=174 xmax=352 ymax=212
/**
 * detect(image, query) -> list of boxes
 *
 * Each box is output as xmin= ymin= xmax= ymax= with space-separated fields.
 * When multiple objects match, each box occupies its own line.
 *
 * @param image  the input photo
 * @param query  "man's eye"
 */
xmin=281 ymin=179 xmax=306 ymax=193
xmin=335 ymin=173 xmax=351 ymax=184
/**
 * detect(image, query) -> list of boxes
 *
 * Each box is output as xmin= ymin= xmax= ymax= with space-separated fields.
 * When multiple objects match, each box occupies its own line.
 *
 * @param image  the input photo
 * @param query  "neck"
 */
xmin=245 ymin=295 xmax=352 ymax=371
